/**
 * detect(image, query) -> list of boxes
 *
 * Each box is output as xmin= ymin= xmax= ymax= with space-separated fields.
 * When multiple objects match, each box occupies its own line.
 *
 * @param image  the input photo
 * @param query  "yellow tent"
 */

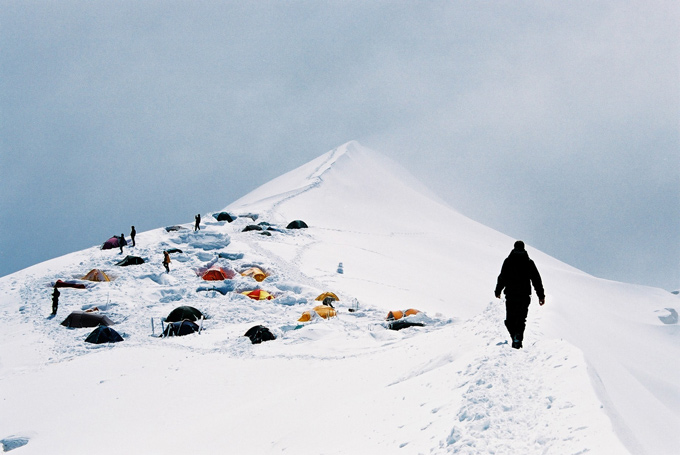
xmin=386 ymin=309 xmax=420 ymax=321
xmin=241 ymin=289 xmax=274 ymax=300
xmin=81 ymin=269 xmax=111 ymax=282
xmin=298 ymin=305 xmax=337 ymax=322
xmin=241 ymin=267 xmax=268 ymax=282
xmin=315 ymin=292 xmax=339 ymax=302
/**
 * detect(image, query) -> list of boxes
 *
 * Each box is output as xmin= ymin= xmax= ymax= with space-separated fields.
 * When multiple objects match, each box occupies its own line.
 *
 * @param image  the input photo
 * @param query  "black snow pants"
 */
xmin=504 ymin=296 xmax=531 ymax=341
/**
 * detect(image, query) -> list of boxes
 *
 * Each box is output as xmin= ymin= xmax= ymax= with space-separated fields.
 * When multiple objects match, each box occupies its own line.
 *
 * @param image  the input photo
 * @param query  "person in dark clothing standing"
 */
xmin=194 ymin=214 xmax=201 ymax=231
xmin=119 ymin=233 xmax=126 ymax=254
xmin=52 ymin=286 xmax=60 ymax=315
xmin=494 ymin=240 xmax=545 ymax=349
xmin=130 ymin=226 xmax=136 ymax=247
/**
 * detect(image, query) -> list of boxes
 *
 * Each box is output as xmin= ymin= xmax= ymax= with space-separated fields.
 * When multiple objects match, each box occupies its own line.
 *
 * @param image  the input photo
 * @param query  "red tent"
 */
xmin=54 ymin=280 xmax=86 ymax=289
xmin=102 ymin=236 xmax=127 ymax=250
xmin=201 ymin=266 xmax=235 ymax=281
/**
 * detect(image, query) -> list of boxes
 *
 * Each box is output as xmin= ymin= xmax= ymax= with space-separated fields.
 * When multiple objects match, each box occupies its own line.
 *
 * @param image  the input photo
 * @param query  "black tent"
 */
xmin=163 ymin=320 xmax=199 ymax=337
xmin=286 ymin=220 xmax=308 ymax=229
xmin=166 ymin=248 xmax=183 ymax=254
xmin=85 ymin=325 xmax=124 ymax=344
xmin=61 ymin=311 xmax=114 ymax=328
xmin=387 ymin=320 xmax=425 ymax=331
xmin=244 ymin=325 xmax=276 ymax=344
xmin=214 ymin=212 xmax=235 ymax=222
xmin=115 ymin=255 xmax=145 ymax=266
xmin=165 ymin=306 xmax=203 ymax=323
xmin=242 ymin=225 xmax=263 ymax=232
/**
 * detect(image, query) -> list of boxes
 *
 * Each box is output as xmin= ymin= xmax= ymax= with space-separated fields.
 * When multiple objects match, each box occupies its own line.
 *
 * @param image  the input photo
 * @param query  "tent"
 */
xmin=241 ymin=267 xmax=268 ymax=282
xmin=242 ymin=225 xmax=263 ymax=232
xmin=315 ymin=292 xmax=339 ymax=302
xmin=213 ymin=212 xmax=235 ymax=222
xmin=81 ymin=269 xmax=112 ymax=282
xmin=386 ymin=309 xmax=420 ymax=321
xmin=102 ymin=236 xmax=127 ymax=250
xmin=162 ymin=320 xmax=199 ymax=337
xmin=298 ymin=305 xmax=337 ymax=322
xmin=54 ymin=280 xmax=87 ymax=289
xmin=286 ymin=220 xmax=308 ymax=229
xmin=85 ymin=326 xmax=124 ymax=344
xmin=165 ymin=306 xmax=204 ymax=323
xmin=61 ymin=311 xmax=114 ymax=328
xmin=244 ymin=325 xmax=276 ymax=344
xmin=115 ymin=255 xmax=145 ymax=266
xmin=388 ymin=320 xmax=425 ymax=331
xmin=165 ymin=225 xmax=187 ymax=232
xmin=201 ymin=266 xmax=234 ymax=281
xmin=166 ymin=248 xmax=183 ymax=254
xmin=241 ymin=289 xmax=274 ymax=300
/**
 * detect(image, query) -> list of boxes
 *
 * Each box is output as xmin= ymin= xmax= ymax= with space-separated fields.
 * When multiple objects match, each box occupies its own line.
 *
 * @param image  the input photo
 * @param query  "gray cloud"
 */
xmin=1 ymin=1 xmax=678 ymax=290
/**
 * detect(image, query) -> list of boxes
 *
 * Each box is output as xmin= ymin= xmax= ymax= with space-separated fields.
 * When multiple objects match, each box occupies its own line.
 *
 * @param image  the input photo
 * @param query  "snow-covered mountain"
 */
xmin=0 ymin=141 xmax=677 ymax=454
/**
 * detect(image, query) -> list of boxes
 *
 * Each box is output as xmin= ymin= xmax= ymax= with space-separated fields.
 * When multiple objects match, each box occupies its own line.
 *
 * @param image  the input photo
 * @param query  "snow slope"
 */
xmin=0 ymin=141 xmax=678 ymax=454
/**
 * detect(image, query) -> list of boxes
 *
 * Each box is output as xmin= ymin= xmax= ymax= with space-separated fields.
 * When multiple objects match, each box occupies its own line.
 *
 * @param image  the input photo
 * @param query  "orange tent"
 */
xmin=202 ymin=266 xmax=234 ymax=281
xmin=315 ymin=292 xmax=339 ymax=302
xmin=298 ymin=305 xmax=337 ymax=322
xmin=241 ymin=267 xmax=268 ymax=282
xmin=386 ymin=309 xmax=420 ymax=321
xmin=81 ymin=269 xmax=111 ymax=282
xmin=242 ymin=289 xmax=274 ymax=300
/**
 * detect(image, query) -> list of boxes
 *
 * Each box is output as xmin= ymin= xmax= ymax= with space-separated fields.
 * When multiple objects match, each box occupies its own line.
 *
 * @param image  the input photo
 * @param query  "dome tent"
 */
xmin=241 ymin=267 xmax=268 ymax=282
xmin=286 ymin=220 xmax=308 ymax=229
xmin=165 ymin=306 xmax=204 ymax=323
xmin=162 ymin=320 xmax=200 ymax=337
xmin=81 ymin=269 xmax=112 ymax=282
xmin=213 ymin=212 xmax=235 ymax=222
xmin=115 ymin=255 xmax=145 ymax=266
xmin=85 ymin=326 xmax=124 ymax=344
xmin=242 ymin=289 xmax=274 ymax=300
xmin=244 ymin=325 xmax=276 ymax=344
xmin=61 ymin=311 xmax=114 ymax=328
xmin=201 ymin=266 xmax=234 ymax=281
xmin=298 ymin=305 xmax=337 ymax=322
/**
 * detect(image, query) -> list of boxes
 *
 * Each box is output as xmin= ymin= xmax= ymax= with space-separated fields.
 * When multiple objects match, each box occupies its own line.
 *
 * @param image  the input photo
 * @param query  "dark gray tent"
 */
xmin=388 ymin=320 xmax=425 ymax=331
xmin=214 ymin=212 xmax=235 ymax=222
xmin=165 ymin=306 xmax=203 ymax=323
xmin=286 ymin=220 xmax=308 ymax=229
xmin=163 ymin=320 xmax=199 ymax=337
xmin=242 ymin=225 xmax=263 ymax=232
xmin=61 ymin=311 xmax=114 ymax=328
xmin=115 ymin=255 xmax=145 ymax=266
xmin=85 ymin=325 xmax=124 ymax=344
xmin=244 ymin=325 xmax=276 ymax=344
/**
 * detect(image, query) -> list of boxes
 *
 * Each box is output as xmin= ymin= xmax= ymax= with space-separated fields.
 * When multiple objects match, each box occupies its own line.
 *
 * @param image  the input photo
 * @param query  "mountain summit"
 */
xmin=0 ymin=142 xmax=677 ymax=454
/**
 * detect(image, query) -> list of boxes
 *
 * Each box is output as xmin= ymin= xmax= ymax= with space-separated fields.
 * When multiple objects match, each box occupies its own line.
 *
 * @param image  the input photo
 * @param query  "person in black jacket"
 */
xmin=130 ymin=226 xmax=136 ymax=247
xmin=495 ymin=240 xmax=545 ymax=349
xmin=51 ymin=286 xmax=60 ymax=316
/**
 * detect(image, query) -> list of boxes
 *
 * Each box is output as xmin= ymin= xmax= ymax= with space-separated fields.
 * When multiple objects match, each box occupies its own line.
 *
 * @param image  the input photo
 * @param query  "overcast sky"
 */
xmin=1 ymin=1 xmax=678 ymax=291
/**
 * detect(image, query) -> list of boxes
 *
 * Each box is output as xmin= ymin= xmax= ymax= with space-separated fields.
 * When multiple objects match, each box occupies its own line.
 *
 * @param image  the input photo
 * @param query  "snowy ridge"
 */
xmin=0 ymin=142 xmax=678 ymax=454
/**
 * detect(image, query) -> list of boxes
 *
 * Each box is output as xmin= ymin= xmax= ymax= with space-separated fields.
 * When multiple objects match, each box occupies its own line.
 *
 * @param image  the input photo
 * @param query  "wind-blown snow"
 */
xmin=0 ymin=141 xmax=678 ymax=454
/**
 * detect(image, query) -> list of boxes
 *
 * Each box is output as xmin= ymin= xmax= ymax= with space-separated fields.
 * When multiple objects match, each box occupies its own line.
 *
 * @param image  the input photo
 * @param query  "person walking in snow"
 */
xmin=130 ymin=226 xmax=136 ymax=247
xmin=494 ymin=240 xmax=545 ymax=349
xmin=194 ymin=214 xmax=201 ymax=231
xmin=163 ymin=250 xmax=171 ymax=273
xmin=51 ymin=286 xmax=60 ymax=316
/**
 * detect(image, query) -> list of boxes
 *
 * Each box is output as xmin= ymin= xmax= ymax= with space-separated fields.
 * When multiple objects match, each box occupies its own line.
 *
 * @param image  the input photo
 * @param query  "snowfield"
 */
xmin=0 ymin=141 xmax=678 ymax=454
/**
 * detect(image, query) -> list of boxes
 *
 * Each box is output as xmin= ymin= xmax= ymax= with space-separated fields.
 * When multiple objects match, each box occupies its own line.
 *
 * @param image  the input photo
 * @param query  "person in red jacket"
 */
xmin=495 ymin=240 xmax=545 ymax=349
